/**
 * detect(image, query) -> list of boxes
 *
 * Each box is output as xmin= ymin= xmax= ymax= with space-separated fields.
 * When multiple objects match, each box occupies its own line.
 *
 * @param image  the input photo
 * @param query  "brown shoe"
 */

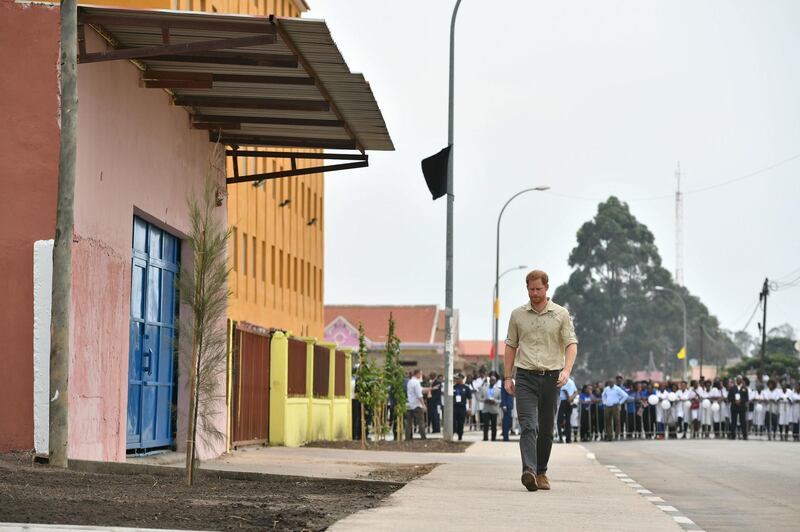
xmin=536 ymin=473 xmax=551 ymax=490
xmin=521 ymin=470 xmax=538 ymax=492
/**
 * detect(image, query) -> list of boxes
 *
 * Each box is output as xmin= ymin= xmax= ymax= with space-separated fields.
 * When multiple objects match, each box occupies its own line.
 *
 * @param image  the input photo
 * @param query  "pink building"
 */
xmin=1 ymin=1 xmax=226 ymax=461
xmin=324 ymin=305 xmax=460 ymax=374
xmin=1 ymin=3 xmax=392 ymax=460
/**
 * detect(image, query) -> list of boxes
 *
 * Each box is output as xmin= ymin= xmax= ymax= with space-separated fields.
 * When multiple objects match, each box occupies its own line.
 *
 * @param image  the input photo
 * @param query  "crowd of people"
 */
xmin=559 ymin=374 xmax=800 ymax=442
xmin=355 ymin=368 xmax=800 ymax=444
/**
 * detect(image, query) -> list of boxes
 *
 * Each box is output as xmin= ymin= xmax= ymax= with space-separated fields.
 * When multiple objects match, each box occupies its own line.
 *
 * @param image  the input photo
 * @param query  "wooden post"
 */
xmin=49 ymin=0 xmax=78 ymax=469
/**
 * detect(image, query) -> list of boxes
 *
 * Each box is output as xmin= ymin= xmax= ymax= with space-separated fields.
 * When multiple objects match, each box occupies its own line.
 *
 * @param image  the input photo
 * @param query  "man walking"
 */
xmin=504 ymin=270 xmax=578 ymax=492
xmin=405 ymin=369 xmax=427 ymax=440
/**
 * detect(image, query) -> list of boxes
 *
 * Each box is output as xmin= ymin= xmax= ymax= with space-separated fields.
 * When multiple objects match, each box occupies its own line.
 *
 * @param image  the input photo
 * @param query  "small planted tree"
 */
xmin=179 ymin=174 xmax=230 ymax=486
xmin=371 ymin=366 xmax=388 ymax=442
xmin=354 ymin=323 xmax=375 ymax=449
xmin=383 ymin=313 xmax=407 ymax=442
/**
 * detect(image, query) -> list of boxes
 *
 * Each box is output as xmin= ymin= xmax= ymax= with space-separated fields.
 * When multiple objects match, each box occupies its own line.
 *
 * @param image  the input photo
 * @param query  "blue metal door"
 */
xmin=127 ymin=217 xmax=179 ymax=450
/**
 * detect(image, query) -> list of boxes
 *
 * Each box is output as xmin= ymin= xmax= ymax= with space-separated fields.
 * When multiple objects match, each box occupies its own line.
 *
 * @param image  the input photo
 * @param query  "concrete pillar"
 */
xmin=268 ymin=331 xmax=288 ymax=446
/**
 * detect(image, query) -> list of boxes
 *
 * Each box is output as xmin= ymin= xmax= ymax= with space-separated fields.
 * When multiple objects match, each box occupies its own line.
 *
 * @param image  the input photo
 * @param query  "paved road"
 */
xmin=584 ymin=439 xmax=800 ymax=531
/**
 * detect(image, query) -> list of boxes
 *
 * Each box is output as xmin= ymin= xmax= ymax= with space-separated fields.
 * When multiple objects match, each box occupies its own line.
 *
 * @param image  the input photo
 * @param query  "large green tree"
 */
xmin=554 ymin=196 xmax=739 ymax=381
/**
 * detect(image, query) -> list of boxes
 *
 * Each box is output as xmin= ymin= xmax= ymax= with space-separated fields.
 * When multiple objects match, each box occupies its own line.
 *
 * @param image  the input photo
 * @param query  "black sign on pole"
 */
xmin=421 ymin=146 xmax=451 ymax=200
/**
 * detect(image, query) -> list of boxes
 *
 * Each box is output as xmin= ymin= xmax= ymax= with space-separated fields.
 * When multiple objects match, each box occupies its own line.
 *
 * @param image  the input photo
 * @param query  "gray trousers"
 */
xmin=405 ymin=407 xmax=426 ymax=440
xmin=515 ymin=369 xmax=559 ymax=474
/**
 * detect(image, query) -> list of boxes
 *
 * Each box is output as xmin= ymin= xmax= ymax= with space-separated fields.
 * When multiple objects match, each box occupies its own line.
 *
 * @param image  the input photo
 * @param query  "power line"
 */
xmin=739 ymin=298 xmax=762 ymax=332
xmin=542 ymin=151 xmax=800 ymax=203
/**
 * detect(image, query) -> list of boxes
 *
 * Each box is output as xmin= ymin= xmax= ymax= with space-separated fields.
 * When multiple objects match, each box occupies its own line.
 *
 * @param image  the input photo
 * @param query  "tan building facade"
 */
xmin=81 ymin=0 xmax=323 ymax=339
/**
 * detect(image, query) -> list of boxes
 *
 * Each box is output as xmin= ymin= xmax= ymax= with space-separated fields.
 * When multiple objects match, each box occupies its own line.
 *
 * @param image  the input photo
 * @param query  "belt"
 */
xmin=516 ymin=367 xmax=561 ymax=376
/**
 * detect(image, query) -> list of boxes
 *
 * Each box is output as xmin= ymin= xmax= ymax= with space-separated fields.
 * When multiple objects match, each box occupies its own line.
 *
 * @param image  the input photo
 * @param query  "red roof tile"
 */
xmin=458 ymin=340 xmax=493 ymax=357
xmin=324 ymin=305 xmax=439 ymax=344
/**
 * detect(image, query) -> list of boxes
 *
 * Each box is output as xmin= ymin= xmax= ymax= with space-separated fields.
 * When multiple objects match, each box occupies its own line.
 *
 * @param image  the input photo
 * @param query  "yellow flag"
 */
xmin=493 ymin=298 xmax=500 ymax=319
xmin=676 ymin=346 xmax=686 ymax=360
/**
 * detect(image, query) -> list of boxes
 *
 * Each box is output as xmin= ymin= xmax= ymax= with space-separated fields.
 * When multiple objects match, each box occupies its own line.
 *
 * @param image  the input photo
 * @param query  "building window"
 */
xmin=242 ymin=233 xmax=248 ymax=276
xmin=286 ymin=253 xmax=292 ymax=290
xmin=293 ymin=257 xmax=298 ymax=291
xmin=271 ymin=245 xmax=276 ymax=285
xmin=279 ymin=249 xmax=284 ymax=288
xmin=261 ymin=241 xmax=266 ymax=282
xmin=252 ymin=236 xmax=256 ymax=277
xmin=318 ymin=268 xmax=322 ymax=301
xmin=306 ymin=262 xmax=311 ymax=299
xmin=271 ymin=161 xmax=277 ymax=200
xmin=232 ymin=226 xmax=238 ymax=272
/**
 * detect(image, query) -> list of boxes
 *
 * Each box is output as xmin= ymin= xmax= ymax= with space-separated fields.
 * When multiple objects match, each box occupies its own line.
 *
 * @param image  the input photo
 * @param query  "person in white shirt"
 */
xmin=687 ymin=380 xmax=701 ymax=439
xmin=709 ymin=381 xmax=723 ymax=438
xmin=792 ymin=383 xmax=800 ymax=441
xmin=698 ymin=381 xmax=712 ymax=438
xmin=752 ymin=383 xmax=766 ymax=437
xmin=405 ymin=368 xmax=427 ymax=440
xmin=765 ymin=379 xmax=780 ymax=441
xmin=471 ymin=369 xmax=486 ymax=432
xmin=778 ymin=382 xmax=791 ymax=441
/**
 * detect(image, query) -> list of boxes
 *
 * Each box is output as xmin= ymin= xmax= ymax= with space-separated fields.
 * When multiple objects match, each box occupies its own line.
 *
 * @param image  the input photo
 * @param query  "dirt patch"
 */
xmin=305 ymin=439 xmax=471 ymax=453
xmin=0 ymin=451 xmax=402 ymax=531
xmin=358 ymin=463 xmax=439 ymax=483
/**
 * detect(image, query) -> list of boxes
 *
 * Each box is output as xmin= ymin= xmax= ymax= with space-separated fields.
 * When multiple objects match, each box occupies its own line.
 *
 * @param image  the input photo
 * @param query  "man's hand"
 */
xmin=557 ymin=369 xmax=570 ymax=388
xmin=504 ymin=378 xmax=515 ymax=396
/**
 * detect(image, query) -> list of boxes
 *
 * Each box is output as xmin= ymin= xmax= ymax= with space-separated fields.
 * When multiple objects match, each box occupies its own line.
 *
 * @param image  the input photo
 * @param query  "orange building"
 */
xmin=78 ymin=0 xmax=325 ymax=337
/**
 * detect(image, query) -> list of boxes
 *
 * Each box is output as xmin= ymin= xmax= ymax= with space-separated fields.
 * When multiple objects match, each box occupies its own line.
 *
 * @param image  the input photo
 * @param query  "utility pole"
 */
xmin=699 ymin=324 xmax=704 ymax=381
xmin=674 ymin=162 xmax=684 ymax=286
xmin=50 ymin=0 xmax=78 ymax=468
xmin=759 ymin=278 xmax=769 ymax=366
xmin=442 ymin=0 xmax=463 ymax=442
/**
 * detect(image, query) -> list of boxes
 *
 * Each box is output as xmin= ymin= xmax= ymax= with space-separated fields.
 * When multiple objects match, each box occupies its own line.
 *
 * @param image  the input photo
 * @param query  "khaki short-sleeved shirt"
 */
xmin=505 ymin=299 xmax=578 ymax=371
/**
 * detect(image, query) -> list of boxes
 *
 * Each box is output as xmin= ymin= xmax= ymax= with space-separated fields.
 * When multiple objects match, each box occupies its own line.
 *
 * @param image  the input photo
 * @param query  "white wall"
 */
xmin=33 ymin=239 xmax=53 ymax=454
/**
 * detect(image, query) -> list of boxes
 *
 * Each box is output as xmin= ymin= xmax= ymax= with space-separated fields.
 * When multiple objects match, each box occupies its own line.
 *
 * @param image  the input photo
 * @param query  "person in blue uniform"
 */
xmin=453 ymin=373 xmax=472 ymax=441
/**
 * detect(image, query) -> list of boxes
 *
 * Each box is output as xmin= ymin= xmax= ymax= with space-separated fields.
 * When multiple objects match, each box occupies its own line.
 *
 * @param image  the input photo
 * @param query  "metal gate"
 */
xmin=127 ymin=217 xmax=179 ymax=450
xmin=231 ymin=325 xmax=271 ymax=447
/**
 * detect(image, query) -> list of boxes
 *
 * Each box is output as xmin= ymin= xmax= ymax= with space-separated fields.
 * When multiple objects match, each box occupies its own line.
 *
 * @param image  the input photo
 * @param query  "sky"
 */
xmin=304 ymin=0 xmax=799 ymax=346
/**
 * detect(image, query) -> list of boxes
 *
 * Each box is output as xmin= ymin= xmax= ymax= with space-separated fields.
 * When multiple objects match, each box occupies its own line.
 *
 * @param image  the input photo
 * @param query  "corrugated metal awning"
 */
xmin=76 ymin=5 xmax=394 ymax=155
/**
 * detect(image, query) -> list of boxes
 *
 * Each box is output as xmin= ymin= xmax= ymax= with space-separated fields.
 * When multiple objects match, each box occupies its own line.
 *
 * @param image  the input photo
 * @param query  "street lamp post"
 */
xmin=442 ymin=0 xmax=463 ymax=442
xmin=492 ymin=187 xmax=550 ymax=373
xmin=654 ymin=285 xmax=688 ymax=380
xmin=491 ymin=266 xmax=527 ymax=371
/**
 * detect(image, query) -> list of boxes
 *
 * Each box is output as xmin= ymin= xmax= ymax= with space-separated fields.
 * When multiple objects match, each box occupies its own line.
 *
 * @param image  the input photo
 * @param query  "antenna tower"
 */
xmin=675 ymin=162 xmax=684 ymax=286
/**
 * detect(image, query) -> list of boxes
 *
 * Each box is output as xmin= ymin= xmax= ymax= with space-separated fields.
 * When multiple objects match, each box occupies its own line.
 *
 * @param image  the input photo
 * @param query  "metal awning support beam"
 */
xmin=215 ymin=133 xmax=355 ymax=150
xmin=142 ymin=70 xmax=315 ymax=89
xmin=78 ymin=13 xmax=277 ymax=34
xmin=144 ymin=51 xmax=297 ymax=68
xmin=78 ymin=33 xmax=276 ymax=63
xmin=192 ymin=114 xmax=342 ymax=128
xmin=225 ymin=150 xmax=366 ymax=160
xmin=226 ymin=156 xmax=368 ymax=185
xmin=176 ymin=95 xmax=328 ymax=112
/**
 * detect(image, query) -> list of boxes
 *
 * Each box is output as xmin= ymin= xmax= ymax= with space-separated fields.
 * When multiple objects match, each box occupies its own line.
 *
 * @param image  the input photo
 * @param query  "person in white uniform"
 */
xmin=754 ymin=383 xmax=766 ymax=437
xmin=778 ymin=382 xmax=790 ymax=441
xmin=765 ymin=379 xmax=780 ymax=441
xmin=791 ymin=383 xmax=800 ymax=441
xmin=698 ymin=381 xmax=712 ymax=438
xmin=709 ymin=381 xmax=724 ymax=438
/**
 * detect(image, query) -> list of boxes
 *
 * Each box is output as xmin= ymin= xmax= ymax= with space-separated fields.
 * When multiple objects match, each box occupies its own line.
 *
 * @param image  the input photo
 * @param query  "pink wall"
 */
xmin=0 ymin=0 xmax=60 ymax=451
xmin=71 ymin=28 xmax=227 ymax=461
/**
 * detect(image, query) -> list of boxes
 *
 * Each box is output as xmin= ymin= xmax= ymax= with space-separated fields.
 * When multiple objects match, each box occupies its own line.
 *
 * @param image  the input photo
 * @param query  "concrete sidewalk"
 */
xmin=329 ymin=440 xmax=683 ymax=532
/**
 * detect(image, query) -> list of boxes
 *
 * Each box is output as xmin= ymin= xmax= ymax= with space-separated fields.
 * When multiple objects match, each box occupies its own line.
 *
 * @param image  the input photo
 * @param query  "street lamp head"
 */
xmin=517 ymin=265 xmax=527 ymax=270
xmin=533 ymin=186 xmax=550 ymax=191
